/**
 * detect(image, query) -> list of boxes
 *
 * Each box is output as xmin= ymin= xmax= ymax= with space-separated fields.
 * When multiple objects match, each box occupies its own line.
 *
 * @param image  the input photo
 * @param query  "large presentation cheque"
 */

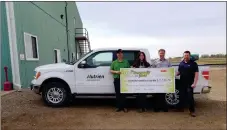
xmin=120 ymin=68 xmax=175 ymax=93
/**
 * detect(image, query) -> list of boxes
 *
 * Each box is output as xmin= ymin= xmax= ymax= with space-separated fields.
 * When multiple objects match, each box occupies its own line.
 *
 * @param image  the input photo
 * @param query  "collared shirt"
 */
xmin=178 ymin=60 xmax=199 ymax=84
xmin=152 ymin=58 xmax=172 ymax=68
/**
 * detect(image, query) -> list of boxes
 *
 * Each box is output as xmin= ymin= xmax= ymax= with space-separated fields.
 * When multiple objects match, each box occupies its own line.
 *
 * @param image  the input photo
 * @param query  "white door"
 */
xmin=54 ymin=49 xmax=61 ymax=63
xmin=75 ymin=51 xmax=115 ymax=94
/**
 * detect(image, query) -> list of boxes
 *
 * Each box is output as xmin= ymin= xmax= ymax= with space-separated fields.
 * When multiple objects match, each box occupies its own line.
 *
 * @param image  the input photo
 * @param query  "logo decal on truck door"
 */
xmin=65 ymin=70 xmax=73 ymax=72
xmin=87 ymin=74 xmax=104 ymax=81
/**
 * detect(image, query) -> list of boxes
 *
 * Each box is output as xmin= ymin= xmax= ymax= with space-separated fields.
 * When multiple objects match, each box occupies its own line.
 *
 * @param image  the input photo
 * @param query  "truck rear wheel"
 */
xmin=165 ymin=89 xmax=180 ymax=107
xmin=42 ymin=81 xmax=69 ymax=107
xmin=165 ymin=79 xmax=181 ymax=107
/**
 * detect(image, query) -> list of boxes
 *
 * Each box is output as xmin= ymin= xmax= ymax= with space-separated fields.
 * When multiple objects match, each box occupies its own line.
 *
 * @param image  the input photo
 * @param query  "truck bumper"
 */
xmin=30 ymin=84 xmax=41 ymax=94
xmin=201 ymin=86 xmax=212 ymax=93
xmin=30 ymin=80 xmax=41 ymax=94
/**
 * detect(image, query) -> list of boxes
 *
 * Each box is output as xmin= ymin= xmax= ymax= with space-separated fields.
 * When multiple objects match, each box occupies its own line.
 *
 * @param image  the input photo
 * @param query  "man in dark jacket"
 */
xmin=176 ymin=51 xmax=199 ymax=117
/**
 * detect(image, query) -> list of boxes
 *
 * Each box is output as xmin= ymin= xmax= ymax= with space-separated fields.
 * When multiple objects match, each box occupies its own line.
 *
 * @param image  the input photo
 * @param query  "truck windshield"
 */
xmin=67 ymin=50 xmax=93 ymax=65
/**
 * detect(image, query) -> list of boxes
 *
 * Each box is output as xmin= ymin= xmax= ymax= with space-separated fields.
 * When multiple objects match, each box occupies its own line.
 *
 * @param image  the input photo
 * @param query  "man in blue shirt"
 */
xmin=177 ymin=51 xmax=199 ymax=117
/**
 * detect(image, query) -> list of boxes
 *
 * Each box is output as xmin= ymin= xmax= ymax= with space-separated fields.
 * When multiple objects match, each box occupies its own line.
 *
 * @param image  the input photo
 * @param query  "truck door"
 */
xmin=75 ymin=51 xmax=115 ymax=94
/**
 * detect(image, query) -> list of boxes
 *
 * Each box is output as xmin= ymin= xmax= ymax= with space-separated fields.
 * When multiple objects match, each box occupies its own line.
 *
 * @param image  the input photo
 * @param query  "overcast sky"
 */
xmin=76 ymin=2 xmax=226 ymax=58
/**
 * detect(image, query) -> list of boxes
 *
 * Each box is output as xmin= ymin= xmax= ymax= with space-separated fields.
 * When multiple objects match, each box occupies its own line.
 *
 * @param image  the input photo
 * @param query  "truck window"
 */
xmin=85 ymin=51 xmax=113 ymax=67
xmin=113 ymin=51 xmax=140 ymax=66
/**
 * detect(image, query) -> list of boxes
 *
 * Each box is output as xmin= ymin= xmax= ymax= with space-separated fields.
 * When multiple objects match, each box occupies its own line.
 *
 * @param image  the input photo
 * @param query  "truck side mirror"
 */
xmin=81 ymin=60 xmax=86 ymax=65
xmin=78 ymin=60 xmax=87 ymax=68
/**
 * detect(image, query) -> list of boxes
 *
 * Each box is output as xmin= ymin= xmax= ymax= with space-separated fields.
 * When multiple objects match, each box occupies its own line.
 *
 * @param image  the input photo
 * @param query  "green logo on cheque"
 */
xmin=130 ymin=70 xmax=150 ymax=78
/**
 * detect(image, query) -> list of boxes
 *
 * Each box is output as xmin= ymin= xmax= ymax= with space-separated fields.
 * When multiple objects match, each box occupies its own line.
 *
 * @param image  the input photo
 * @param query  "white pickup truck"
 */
xmin=31 ymin=48 xmax=211 ymax=107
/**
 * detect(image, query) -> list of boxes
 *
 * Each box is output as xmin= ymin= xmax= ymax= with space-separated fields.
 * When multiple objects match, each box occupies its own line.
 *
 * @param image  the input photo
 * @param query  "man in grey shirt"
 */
xmin=151 ymin=49 xmax=172 ymax=112
xmin=152 ymin=53 xmax=171 ymax=68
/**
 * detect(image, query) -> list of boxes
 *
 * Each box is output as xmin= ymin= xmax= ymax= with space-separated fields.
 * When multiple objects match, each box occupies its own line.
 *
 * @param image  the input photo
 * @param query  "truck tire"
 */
xmin=165 ymin=79 xmax=181 ymax=107
xmin=42 ymin=81 xmax=70 ymax=107
xmin=165 ymin=89 xmax=180 ymax=107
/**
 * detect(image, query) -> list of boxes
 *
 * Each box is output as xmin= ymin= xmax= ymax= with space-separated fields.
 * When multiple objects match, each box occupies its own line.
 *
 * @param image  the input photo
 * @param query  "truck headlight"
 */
xmin=34 ymin=72 xmax=41 ymax=79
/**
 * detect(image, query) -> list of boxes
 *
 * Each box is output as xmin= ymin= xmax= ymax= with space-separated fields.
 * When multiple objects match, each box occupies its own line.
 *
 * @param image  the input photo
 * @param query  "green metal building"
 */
xmin=1 ymin=2 xmax=90 ymax=90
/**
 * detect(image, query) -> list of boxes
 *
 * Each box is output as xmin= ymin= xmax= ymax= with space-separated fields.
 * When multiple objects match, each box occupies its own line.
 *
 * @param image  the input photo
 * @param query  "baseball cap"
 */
xmin=116 ymin=49 xmax=123 ymax=53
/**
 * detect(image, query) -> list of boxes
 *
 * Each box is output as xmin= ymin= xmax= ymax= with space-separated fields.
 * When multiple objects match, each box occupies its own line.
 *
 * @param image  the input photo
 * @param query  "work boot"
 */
xmin=154 ymin=108 xmax=160 ymax=112
xmin=115 ymin=108 xmax=121 ymax=112
xmin=138 ymin=108 xmax=146 ymax=113
xmin=190 ymin=112 xmax=196 ymax=117
xmin=123 ymin=108 xmax=128 ymax=113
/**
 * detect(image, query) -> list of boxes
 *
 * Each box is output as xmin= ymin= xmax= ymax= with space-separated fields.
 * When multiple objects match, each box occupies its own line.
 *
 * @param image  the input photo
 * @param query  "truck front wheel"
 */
xmin=42 ymin=82 xmax=69 ymax=107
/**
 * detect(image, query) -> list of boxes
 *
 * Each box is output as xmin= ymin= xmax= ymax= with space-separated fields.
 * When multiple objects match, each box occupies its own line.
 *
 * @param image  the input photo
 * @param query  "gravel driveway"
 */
xmin=1 ymin=68 xmax=226 ymax=130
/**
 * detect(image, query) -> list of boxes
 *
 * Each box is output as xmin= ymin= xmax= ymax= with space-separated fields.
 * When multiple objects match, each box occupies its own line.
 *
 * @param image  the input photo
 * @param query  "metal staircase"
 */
xmin=75 ymin=28 xmax=91 ymax=58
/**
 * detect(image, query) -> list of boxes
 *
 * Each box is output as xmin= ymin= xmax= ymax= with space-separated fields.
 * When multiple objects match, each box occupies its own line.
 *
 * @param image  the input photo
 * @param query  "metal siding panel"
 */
xmin=13 ymin=2 xmax=83 ymax=88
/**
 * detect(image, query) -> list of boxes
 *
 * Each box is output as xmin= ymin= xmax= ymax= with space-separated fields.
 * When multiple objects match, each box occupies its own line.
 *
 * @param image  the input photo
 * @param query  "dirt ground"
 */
xmin=1 ymin=68 xmax=226 ymax=130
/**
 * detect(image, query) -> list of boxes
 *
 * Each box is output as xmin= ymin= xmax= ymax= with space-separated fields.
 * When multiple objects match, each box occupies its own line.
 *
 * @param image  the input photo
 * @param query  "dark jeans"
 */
xmin=178 ymin=81 xmax=195 ymax=112
xmin=136 ymin=94 xmax=147 ymax=109
xmin=114 ymin=78 xmax=126 ymax=109
xmin=153 ymin=93 xmax=168 ymax=111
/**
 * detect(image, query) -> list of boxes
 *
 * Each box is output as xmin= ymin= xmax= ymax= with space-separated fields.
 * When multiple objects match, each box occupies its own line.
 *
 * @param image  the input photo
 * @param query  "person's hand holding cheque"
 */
xmin=115 ymin=71 xmax=121 ymax=74
xmin=176 ymin=72 xmax=180 ymax=76
xmin=191 ymin=83 xmax=196 ymax=88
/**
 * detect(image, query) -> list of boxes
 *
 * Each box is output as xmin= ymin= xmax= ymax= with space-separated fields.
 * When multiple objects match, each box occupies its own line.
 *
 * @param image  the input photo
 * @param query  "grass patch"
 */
xmin=169 ymin=58 xmax=226 ymax=65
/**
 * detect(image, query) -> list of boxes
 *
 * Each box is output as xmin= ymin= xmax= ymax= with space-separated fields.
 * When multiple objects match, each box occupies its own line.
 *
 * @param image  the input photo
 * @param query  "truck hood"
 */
xmin=35 ymin=63 xmax=73 ymax=72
